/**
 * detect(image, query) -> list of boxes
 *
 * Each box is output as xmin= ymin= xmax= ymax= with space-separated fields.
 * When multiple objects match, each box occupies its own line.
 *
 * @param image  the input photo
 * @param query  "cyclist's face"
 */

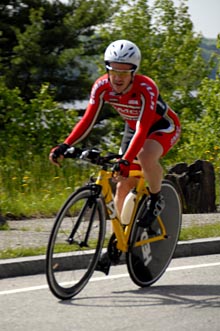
xmin=108 ymin=62 xmax=134 ymax=94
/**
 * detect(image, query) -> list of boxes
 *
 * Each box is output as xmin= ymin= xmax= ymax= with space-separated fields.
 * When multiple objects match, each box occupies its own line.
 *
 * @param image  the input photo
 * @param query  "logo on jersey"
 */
xmin=170 ymin=126 xmax=181 ymax=145
xmin=128 ymin=100 xmax=139 ymax=105
xmin=109 ymin=98 xmax=119 ymax=102
xmin=114 ymin=106 xmax=140 ymax=120
xmin=140 ymin=82 xmax=156 ymax=110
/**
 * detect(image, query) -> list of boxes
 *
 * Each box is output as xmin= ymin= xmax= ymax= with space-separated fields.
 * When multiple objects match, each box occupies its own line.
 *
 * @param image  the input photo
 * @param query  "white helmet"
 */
xmin=104 ymin=40 xmax=141 ymax=72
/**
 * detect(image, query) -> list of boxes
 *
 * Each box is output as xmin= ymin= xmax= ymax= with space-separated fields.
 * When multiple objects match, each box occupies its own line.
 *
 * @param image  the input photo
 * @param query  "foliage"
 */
xmin=0 ymin=152 xmax=92 ymax=218
xmin=0 ymin=0 xmax=220 ymax=217
xmin=172 ymin=34 xmax=220 ymax=172
xmin=0 ymin=0 xmax=120 ymax=101
xmin=167 ymin=39 xmax=220 ymax=208
xmin=0 ymin=79 xmax=78 ymax=157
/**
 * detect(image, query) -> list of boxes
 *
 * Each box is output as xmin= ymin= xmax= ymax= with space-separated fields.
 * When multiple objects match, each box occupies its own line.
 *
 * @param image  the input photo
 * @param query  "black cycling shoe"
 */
xmin=137 ymin=193 xmax=165 ymax=228
xmin=95 ymin=252 xmax=111 ymax=275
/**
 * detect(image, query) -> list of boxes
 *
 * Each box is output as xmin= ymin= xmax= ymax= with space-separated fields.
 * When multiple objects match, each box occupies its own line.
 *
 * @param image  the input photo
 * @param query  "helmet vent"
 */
xmin=122 ymin=52 xmax=128 ymax=57
xmin=129 ymin=51 xmax=135 ymax=58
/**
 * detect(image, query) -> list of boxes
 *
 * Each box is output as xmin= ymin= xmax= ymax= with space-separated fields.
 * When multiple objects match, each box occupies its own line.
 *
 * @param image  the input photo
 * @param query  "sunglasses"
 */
xmin=106 ymin=65 xmax=134 ymax=77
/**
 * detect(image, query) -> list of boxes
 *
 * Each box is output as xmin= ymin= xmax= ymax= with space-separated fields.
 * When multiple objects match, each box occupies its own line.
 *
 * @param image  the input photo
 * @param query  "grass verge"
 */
xmin=0 ymin=247 xmax=47 ymax=259
xmin=179 ymin=223 xmax=220 ymax=241
xmin=0 ymin=224 xmax=220 ymax=259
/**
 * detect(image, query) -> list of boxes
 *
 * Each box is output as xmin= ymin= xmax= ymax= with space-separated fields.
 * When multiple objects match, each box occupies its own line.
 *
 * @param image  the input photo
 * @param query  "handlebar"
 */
xmin=64 ymin=147 xmax=122 ymax=168
xmin=64 ymin=147 xmax=144 ymax=178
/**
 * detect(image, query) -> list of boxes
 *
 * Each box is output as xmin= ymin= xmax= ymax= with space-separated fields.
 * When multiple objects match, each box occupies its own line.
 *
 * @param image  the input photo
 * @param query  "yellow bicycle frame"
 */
xmin=95 ymin=169 xmax=167 ymax=252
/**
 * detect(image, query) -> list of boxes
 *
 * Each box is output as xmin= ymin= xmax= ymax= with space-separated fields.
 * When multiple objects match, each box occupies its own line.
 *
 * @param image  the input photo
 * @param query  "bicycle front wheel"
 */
xmin=46 ymin=186 xmax=106 ymax=300
xmin=126 ymin=180 xmax=182 ymax=287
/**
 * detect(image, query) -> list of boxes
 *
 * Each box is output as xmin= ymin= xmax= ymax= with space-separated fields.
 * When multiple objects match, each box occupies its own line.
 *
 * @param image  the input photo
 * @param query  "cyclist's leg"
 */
xmin=114 ymin=177 xmax=138 ymax=215
xmin=138 ymin=111 xmax=181 ymax=194
xmin=137 ymin=139 xmax=165 ymax=227
xmin=115 ymin=122 xmax=138 ymax=214
xmin=97 ymin=124 xmax=137 ymax=274
xmin=137 ymin=139 xmax=163 ymax=194
xmin=137 ymin=116 xmax=180 ymax=226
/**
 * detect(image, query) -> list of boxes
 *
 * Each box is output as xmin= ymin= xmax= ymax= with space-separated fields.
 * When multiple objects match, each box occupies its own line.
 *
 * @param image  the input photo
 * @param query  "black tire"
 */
xmin=46 ymin=186 xmax=106 ymax=300
xmin=126 ymin=180 xmax=182 ymax=287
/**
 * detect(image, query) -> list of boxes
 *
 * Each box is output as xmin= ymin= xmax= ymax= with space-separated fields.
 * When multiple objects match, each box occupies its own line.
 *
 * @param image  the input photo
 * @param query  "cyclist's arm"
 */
xmin=64 ymin=101 xmax=104 ymax=146
xmin=64 ymin=76 xmax=108 ymax=146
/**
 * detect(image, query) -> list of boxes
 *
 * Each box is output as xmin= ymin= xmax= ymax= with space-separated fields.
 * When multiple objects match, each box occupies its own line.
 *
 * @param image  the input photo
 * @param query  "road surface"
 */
xmin=1 ymin=254 xmax=220 ymax=331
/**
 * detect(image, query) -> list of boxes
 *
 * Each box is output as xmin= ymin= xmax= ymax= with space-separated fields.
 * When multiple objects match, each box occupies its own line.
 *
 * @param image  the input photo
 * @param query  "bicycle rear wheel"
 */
xmin=126 ymin=180 xmax=182 ymax=287
xmin=46 ymin=186 xmax=106 ymax=300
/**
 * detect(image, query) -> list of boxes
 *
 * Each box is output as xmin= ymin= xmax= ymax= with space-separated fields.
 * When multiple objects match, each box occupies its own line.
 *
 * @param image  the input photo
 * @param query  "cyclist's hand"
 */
xmin=113 ymin=159 xmax=130 ymax=178
xmin=49 ymin=143 xmax=70 ymax=166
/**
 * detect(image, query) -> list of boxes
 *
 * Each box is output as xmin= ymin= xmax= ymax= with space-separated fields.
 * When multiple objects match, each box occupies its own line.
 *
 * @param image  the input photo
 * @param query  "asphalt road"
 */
xmin=1 ymin=254 xmax=220 ymax=331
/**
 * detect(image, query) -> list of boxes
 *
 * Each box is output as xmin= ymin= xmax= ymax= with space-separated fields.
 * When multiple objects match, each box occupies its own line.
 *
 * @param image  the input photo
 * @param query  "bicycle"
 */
xmin=46 ymin=147 xmax=182 ymax=300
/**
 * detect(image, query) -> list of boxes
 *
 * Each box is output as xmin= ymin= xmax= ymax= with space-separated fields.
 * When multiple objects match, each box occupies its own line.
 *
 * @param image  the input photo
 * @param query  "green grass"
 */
xmin=0 ymin=237 xmax=110 ymax=259
xmin=0 ymin=157 xmax=90 ymax=218
xmin=0 ymin=223 xmax=10 ymax=231
xmin=0 ymin=246 xmax=47 ymax=259
xmin=179 ymin=223 xmax=220 ymax=241
xmin=0 ymin=224 xmax=219 ymax=259
xmin=1 ymin=154 xmax=220 ymax=219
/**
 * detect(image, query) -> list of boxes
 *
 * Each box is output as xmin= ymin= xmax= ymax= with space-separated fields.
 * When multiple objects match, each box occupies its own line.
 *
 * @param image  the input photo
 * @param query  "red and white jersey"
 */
xmin=65 ymin=73 xmax=180 ymax=163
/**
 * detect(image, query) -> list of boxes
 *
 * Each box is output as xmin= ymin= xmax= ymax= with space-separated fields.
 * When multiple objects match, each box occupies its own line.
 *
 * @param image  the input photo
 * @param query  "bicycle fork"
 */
xmin=67 ymin=185 xmax=102 ymax=248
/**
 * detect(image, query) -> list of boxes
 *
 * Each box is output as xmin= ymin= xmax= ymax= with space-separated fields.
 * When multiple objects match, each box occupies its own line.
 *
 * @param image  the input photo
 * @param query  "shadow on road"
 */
xmin=59 ymin=284 xmax=220 ymax=308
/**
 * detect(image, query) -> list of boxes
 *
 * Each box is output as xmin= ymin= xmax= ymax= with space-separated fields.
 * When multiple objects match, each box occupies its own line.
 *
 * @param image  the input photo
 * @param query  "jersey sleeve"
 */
xmin=64 ymin=76 xmax=108 ymax=146
xmin=123 ymin=80 xmax=159 ymax=163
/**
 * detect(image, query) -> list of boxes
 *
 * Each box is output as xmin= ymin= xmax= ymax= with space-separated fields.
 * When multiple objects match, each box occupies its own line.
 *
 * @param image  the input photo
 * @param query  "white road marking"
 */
xmin=1 ymin=261 xmax=220 ymax=296
xmin=167 ymin=262 xmax=220 ymax=271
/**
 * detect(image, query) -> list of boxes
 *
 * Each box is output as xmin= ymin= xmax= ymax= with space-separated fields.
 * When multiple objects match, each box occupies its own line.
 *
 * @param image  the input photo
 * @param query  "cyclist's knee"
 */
xmin=138 ymin=140 xmax=163 ymax=171
xmin=140 ymin=158 xmax=162 ymax=173
xmin=116 ymin=177 xmax=136 ymax=194
xmin=116 ymin=178 xmax=131 ymax=192
xmin=138 ymin=140 xmax=163 ymax=159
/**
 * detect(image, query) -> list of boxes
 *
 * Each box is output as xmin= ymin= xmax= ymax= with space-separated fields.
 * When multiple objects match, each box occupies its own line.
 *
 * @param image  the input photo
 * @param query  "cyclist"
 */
xmin=49 ymin=39 xmax=181 ymax=227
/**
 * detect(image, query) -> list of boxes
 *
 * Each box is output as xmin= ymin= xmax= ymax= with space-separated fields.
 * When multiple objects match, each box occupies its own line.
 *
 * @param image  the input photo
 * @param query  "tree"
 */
xmin=179 ymin=35 xmax=220 ymax=168
xmin=0 ymin=0 xmax=120 ymax=101
xmin=0 ymin=78 xmax=77 ymax=157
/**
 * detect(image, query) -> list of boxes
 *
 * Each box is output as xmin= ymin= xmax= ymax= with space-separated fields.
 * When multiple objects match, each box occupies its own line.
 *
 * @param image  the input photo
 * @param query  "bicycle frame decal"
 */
xmin=95 ymin=169 xmax=118 ymax=220
xmin=106 ymin=200 xmax=117 ymax=219
xmin=140 ymin=230 xmax=152 ymax=267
